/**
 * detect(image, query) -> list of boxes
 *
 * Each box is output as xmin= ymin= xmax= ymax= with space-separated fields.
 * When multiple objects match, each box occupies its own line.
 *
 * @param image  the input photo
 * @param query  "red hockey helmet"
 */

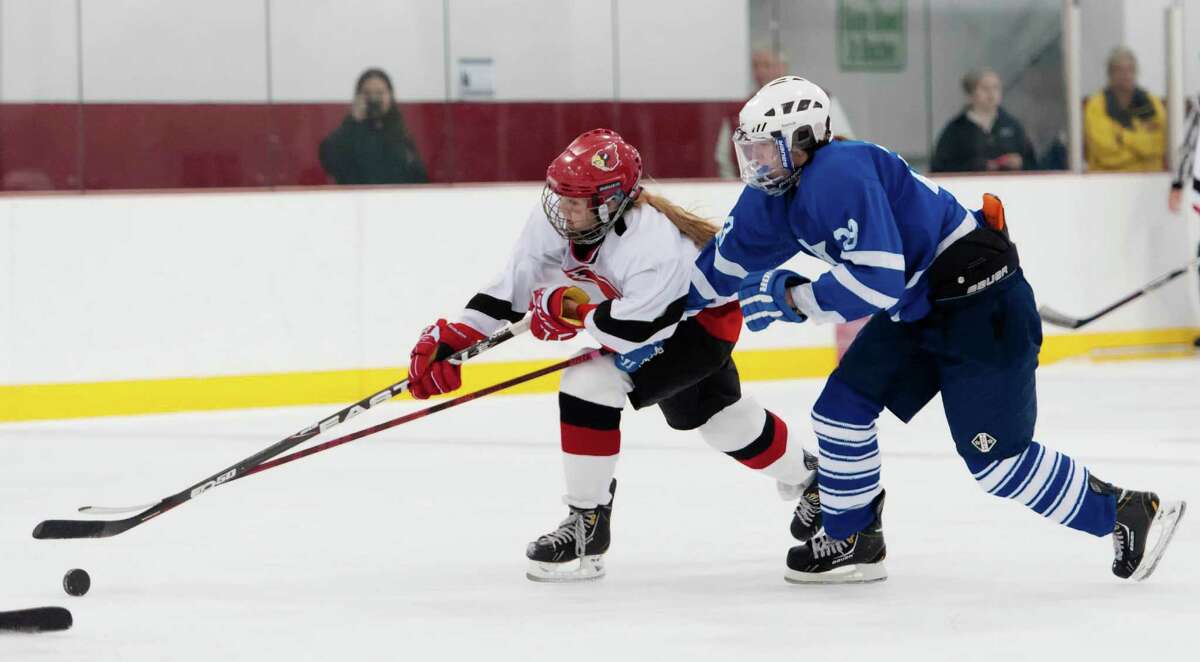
xmin=542 ymin=128 xmax=643 ymax=244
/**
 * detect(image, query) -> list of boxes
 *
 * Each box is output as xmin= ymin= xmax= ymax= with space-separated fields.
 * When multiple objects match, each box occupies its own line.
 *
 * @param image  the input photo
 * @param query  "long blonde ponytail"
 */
xmin=634 ymin=190 xmax=720 ymax=248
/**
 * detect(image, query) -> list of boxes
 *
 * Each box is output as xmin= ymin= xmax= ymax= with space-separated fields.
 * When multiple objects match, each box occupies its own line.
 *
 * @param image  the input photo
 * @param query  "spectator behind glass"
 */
xmin=930 ymin=67 xmax=1036 ymax=173
xmin=751 ymin=48 xmax=787 ymax=91
xmin=714 ymin=48 xmax=855 ymax=178
xmin=1084 ymin=47 xmax=1166 ymax=172
xmin=319 ymin=68 xmax=428 ymax=185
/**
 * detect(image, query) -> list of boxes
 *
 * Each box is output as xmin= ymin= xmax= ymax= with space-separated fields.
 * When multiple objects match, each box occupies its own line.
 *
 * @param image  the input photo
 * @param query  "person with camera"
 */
xmin=319 ymin=68 xmax=429 ymax=185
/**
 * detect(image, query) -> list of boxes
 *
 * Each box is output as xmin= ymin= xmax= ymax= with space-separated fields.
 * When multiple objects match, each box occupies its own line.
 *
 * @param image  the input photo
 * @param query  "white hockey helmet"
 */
xmin=733 ymin=76 xmax=831 ymax=195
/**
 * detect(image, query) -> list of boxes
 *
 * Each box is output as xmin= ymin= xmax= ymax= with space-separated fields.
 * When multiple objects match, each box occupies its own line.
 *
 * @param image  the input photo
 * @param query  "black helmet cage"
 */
xmin=541 ymin=183 xmax=639 ymax=245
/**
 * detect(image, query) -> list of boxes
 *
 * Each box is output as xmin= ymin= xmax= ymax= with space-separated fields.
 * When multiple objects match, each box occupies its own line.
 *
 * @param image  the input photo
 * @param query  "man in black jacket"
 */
xmin=931 ymin=68 xmax=1037 ymax=173
xmin=319 ymin=68 xmax=428 ymax=185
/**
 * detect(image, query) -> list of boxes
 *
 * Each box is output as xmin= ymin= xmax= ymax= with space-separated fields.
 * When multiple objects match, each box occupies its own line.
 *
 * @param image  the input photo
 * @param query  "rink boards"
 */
xmin=1 ymin=172 xmax=1197 ymax=421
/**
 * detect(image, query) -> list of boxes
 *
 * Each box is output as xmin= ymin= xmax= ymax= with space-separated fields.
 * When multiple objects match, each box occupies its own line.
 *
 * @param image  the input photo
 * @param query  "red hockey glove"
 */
xmin=407 ymin=319 xmax=486 ymax=400
xmin=530 ymin=286 xmax=592 ymax=341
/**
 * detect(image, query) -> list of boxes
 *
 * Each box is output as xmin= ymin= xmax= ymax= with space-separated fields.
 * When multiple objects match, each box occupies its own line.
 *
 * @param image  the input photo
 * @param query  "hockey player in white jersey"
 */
xmin=406 ymin=129 xmax=818 ymax=582
xmin=1168 ymin=99 xmax=1200 ymax=347
xmin=691 ymin=77 xmax=1186 ymax=584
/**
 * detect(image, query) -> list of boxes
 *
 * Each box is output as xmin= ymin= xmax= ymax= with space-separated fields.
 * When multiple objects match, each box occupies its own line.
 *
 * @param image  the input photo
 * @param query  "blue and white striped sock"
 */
xmin=813 ymin=410 xmax=884 ymax=540
xmin=811 ymin=375 xmax=886 ymax=539
xmin=967 ymin=441 xmax=1116 ymax=537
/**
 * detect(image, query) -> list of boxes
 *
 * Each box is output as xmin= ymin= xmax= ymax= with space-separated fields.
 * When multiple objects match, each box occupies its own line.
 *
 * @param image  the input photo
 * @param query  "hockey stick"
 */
xmin=36 ymin=348 xmax=606 ymax=539
xmin=0 ymin=607 xmax=73 ymax=633
xmin=75 ymin=319 xmax=529 ymax=516
xmin=32 ymin=319 xmax=530 ymax=539
xmin=1038 ymin=256 xmax=1200 ymax=330
xmin=237 ymin=347 xmax=609 ymax=479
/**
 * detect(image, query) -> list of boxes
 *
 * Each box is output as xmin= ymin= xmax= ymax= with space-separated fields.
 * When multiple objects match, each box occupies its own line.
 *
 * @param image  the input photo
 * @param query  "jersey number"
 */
xmin=834 ymin=219 xmax=859 ymax=251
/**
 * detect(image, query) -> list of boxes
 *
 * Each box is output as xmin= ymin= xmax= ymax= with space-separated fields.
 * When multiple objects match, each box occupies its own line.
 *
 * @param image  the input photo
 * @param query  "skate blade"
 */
xmin=526 ymin=555 xmax=605 ymax=583
xmin=784 ymin=562 xmax=887 ymax=585
xmin=1131 ymin=500 xmax=1187 ymax=582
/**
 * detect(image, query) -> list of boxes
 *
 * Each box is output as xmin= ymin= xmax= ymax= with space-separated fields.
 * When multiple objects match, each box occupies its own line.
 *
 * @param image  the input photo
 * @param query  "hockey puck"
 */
xmin=62 ymin=569 xmax=90 ymax=597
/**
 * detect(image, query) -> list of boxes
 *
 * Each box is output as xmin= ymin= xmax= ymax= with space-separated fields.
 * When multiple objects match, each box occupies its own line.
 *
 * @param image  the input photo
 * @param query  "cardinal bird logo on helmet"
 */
xmin=591 ymin=145 xmax=620 ymax=172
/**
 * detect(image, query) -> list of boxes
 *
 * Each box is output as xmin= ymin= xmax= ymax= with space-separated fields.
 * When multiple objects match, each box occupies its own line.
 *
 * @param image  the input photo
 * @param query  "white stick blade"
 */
xmin=78 ymin=502 xmax=156 ymax=515
xmin=1037 ymin=305 xmax=1083 ymax=329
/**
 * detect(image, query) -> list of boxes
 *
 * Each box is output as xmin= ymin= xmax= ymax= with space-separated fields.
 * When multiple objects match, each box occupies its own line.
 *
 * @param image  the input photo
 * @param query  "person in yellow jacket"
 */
xmin=1085 ymin=46 xmax=1166 ymax=172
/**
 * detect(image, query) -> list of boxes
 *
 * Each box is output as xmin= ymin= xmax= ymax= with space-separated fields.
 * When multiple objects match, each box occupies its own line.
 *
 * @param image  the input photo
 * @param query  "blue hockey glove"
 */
xmin=614 ymin=341 xmax=664 ymax=373
xmin=738 ymin=269 xmax=810 ymax=331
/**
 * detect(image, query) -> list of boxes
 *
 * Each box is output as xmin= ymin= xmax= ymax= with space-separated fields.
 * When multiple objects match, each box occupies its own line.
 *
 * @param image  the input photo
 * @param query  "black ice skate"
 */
xmin=525 ymin=480 xmax=616 ymax=582
xmin=1092 ymin=477 xmax=1187 ymax=581
xmin=789 ymin=450 xmax=821 ymax=542
xmin=790 ymin=484 xmax=822 ymax=542
xmin=785 ymin=490 xmax=887 ymax=584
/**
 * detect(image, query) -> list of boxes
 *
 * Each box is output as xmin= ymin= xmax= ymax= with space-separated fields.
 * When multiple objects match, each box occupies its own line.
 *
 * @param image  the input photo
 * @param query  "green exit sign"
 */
xmin=838 ymin=0 xmax=907 ymax=72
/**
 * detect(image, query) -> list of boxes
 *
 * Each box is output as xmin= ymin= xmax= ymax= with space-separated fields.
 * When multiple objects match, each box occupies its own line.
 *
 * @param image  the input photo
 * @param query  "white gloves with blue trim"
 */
xmin=738 ymin=269 xmax=810 ymax=331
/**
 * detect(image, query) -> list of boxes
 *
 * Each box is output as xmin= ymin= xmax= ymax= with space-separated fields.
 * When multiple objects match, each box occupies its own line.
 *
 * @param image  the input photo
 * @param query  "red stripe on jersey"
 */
xmin=695 ymin=301 xmax=742 ymax=343
xmin=564 ymin=266 xmax=622 ymax=300
xmin=561 ymin=423 xmax=621 ymax=456
xmin=740 ymin=413 xmax=788 ymax=469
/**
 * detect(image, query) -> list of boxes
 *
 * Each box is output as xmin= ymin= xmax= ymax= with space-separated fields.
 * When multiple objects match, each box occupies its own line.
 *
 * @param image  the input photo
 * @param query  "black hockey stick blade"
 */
xmin=1037 ymin=305 xmax=1085 ymax=329
xmin=34 ymin=499 xmax=170 ymax=540
xmin=0 ymin=607 xmax=73 ymax=633
xmin=34 ymin=515 xmax=140 ymax=540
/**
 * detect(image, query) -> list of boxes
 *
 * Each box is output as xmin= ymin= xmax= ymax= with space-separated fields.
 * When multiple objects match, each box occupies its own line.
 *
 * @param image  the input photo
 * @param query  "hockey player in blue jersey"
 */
xmin=692 ymin=76 xmax=1187 ymax=584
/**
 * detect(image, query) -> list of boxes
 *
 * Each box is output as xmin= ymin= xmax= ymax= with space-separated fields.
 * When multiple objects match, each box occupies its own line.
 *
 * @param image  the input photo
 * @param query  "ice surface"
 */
xmin=1 ymin=357 xmax=1196 ymax=660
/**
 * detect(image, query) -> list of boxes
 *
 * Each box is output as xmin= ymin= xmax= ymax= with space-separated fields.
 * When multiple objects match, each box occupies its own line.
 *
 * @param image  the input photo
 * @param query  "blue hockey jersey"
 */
xmin=691 ymin=140 xmax=979 ymax=323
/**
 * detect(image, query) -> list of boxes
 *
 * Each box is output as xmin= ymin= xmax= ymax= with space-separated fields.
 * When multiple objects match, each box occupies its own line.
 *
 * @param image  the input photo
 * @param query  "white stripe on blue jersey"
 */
xmin=841 ymin=250 xmax=906 ymax=270
xmin=935 ymin=213 xmax=977 ymax=258
xmin=692 ymin=140 xmax=977 ymax=324
xmin=713 ymin=249 xmax=749 ymax=279
xmin=690 ymin=264 xmax=721 ymax=301
xmin=791 ymin=282 xmax=846 ymax=324
xmin=830 ymin=264 xmax=899 ymax=309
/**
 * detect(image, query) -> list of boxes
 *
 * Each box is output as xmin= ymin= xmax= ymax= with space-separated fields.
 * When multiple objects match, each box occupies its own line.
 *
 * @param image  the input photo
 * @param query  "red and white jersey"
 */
xmin=460 ymin=202 xmax=704 ymax=354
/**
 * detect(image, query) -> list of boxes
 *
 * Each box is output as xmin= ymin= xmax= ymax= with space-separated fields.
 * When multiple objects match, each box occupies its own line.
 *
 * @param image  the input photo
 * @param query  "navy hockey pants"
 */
xmin=814 ymin=269 xmax=1115 ymax=539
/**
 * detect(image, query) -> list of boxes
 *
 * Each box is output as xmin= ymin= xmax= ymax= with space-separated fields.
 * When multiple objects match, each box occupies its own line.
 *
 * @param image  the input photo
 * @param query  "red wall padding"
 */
xmin=0 ymin=101 xmax=742 ymax=191
xmin=0 ymin=104 xmax=83 ymax=189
